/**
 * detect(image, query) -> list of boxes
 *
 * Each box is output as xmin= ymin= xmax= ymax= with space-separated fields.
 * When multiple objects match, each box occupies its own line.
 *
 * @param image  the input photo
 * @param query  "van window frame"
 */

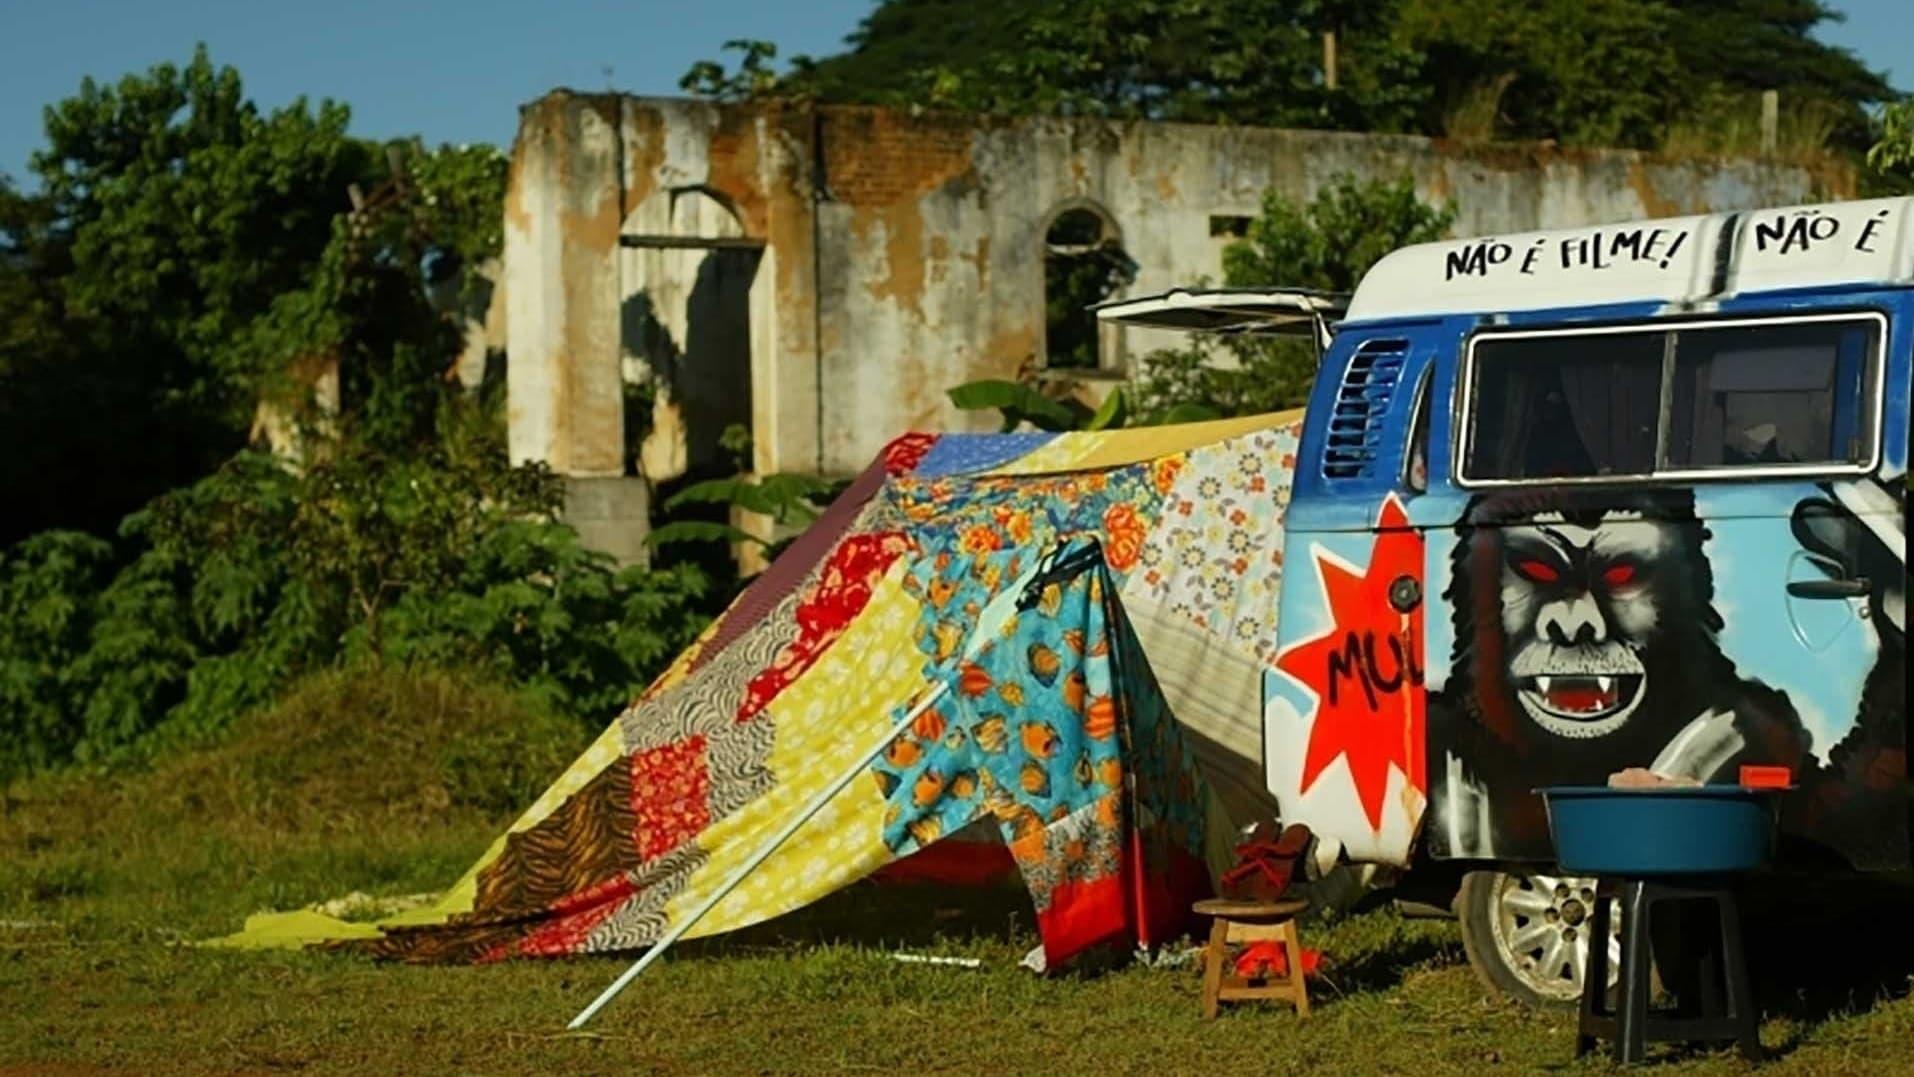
xmin=1452 ymin=310 xmax=1888 ymax=489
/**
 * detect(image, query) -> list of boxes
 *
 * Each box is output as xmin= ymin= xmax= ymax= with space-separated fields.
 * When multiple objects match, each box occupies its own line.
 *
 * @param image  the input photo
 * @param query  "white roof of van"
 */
xmin=1343 ymin=196 xmax=1914 ymax=323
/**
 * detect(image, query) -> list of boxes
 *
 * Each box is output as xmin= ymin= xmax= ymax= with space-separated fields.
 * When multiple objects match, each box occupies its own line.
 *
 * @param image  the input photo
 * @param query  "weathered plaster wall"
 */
xmin=505 ymin=92 xmax=1853 ymax=491
xmin=505 ymin=95 xmax=628 ymax=477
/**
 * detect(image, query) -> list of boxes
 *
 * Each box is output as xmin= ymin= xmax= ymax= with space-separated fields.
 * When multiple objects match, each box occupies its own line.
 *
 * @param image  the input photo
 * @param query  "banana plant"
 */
xmin=945 ymin=379 xmax=1217 ymax=432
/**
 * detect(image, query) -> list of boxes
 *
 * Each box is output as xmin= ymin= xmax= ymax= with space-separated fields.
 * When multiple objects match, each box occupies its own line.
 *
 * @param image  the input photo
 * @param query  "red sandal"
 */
xmin=1219 ymin=822 xmax=1312 ymax=902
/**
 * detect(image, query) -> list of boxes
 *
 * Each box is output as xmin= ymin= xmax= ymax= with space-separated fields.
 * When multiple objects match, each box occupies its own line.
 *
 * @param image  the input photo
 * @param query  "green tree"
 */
xmin=756 ymin=1 xmax=1426 ymax=132
xmin=1391 ymin=0 xmax=1681 ymax=148
xmin=1867 ymin=99 xmax=1914 ymax=193
xmin=693 ymin=0 xmax=1893 ymax=152
xmin=1134 ymin=175 xmax=1454 ymax=418
xmin=679 ymin=40 xmax=786 ymax=102
xmin=0 ymin=47 xmax=378 ymax=544
xmin=1662 ymin=0 xmax=1895 ymax=153
xmin=783 ymin=2 xmax=1030 ymax=107
xmin=0 ymin=51 xmax=719 ymax=777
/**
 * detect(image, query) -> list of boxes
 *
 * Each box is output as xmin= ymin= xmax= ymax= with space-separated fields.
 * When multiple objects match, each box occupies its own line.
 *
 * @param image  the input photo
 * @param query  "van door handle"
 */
xmin=1788 ymin=577 xmax=1870 ymax=599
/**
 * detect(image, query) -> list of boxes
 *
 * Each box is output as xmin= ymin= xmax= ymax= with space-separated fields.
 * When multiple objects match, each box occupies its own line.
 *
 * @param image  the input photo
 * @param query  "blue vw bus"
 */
xmin=1103 ymin=196 xmax=1909 ymax=1005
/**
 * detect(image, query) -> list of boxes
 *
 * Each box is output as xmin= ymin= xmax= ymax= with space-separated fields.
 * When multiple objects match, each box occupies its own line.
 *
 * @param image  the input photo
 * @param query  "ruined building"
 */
xmin=501 ymin=92 xmax=1851 ymax=562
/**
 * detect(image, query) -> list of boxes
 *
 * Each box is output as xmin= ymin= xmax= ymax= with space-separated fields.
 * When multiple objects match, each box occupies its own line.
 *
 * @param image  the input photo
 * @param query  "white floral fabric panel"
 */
xmin=1121 ymin=424 xmax=1298 ymax=668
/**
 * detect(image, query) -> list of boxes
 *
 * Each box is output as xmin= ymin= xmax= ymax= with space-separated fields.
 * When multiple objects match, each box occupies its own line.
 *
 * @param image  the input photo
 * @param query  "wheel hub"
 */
xmin=1487 ymin=871 xmax=1619 ymax=1002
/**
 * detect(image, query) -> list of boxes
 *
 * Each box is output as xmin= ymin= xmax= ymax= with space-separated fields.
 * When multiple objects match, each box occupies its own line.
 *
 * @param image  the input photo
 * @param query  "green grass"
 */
xmin=5 ymin=666 xmax=1914 ymax=1073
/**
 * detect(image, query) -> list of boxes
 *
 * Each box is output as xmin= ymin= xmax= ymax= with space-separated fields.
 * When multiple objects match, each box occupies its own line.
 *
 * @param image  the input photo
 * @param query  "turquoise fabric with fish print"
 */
xmin=872 ymin=537 xmax=1211 ymax=964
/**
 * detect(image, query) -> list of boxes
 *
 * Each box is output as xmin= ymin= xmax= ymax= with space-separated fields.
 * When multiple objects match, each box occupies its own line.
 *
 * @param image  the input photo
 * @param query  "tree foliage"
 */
xmin=649 ymin=424 xmax=846 ymax=558
xmin=1868 ymin=100 xmax=1914 ymax=193
xmin=680 ymin=40 xmax=785 ymax=102
xmin=0 ymin=51 xmax=715 ymax=777
xmin=1390 ymin=0 xmax=1681 ymax=148
xmin=1660 ymin=0 xmax=1894 ymax=152
xmin=1 ymin=48 xmax=379 ymax=544
xmin=1133 ymin=176 xmax=1451 ymax=419
xmin=694 ymin=0 xmax=1894 ymax=152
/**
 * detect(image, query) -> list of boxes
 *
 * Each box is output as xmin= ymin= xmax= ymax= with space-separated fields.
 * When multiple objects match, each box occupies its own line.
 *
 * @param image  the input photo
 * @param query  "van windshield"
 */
xmin=1462 ymin=315 xmax=1880 ymax=483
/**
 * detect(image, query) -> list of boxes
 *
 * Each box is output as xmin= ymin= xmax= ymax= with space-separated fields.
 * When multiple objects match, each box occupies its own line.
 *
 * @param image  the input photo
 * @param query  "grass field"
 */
xmin=5 ymin=669 xmax=1914 ymax=1074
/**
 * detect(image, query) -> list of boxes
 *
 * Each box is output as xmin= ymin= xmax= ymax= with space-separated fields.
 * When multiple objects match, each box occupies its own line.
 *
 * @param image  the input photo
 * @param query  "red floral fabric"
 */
xmin=630 ymin=736 xmax=713 ymax=863
xmin=733 ymin=532 xmax=911 ymax=722
xmin=882 ymin=432 xmax=938 ymax=476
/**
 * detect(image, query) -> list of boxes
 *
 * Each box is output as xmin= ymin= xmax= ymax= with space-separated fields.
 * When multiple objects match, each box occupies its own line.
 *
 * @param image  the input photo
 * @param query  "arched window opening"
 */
xmin=1043 ymin=206 xmax=1135 ymax=371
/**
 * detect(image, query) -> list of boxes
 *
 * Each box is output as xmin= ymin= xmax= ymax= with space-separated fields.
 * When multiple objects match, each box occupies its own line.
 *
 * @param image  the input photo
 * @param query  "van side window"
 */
xmin=1467 ymin=331 xmax=1663 ymax=480
xmin=1404 ymin=367 xmax=1432 ymax=493
xmin=1461 ymin=315 xmax=1882 ymax=484
xmin=1666 ymin=321 xmax=1875 ymax=468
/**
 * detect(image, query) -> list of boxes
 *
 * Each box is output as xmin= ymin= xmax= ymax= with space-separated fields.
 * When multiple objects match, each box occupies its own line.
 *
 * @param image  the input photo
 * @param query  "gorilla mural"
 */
xmin=1432 ymin=487 xmax=1822 ymax=862
xmin=1784 ymin=476 xmax=1909 ymax=869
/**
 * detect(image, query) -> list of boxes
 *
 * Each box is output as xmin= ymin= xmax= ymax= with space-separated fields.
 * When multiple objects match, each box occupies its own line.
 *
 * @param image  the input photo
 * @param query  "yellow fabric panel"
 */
xmin=986 ymin=409 xmax=1304 ymax=476
xmin=666 ymin=564 xmax=929 ymax=938
xmin=202 ymin=909 xmax=383 ymax=950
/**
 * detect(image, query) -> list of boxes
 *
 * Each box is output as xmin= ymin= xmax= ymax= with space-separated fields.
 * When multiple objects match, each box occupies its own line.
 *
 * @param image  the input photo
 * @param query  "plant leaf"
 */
xmin=645 ymin=521 xmax=767 ymax=548
xmin=1085 ymin=386 xmax=1128 ymax=430
xmin=946 ymin=379 xmax=1079 ymax=431
xmin=1159 ymin=402 xmax=1222 ymax=426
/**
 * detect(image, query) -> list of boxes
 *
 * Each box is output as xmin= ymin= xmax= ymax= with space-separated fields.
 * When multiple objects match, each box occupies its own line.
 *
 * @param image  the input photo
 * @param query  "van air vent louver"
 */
xmin=1321 ymin=338 xmax=1409 ymax=481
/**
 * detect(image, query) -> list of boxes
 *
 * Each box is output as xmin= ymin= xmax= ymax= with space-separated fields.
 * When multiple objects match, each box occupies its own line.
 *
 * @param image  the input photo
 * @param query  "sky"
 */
xmin=0 ymin=0 xmax=876 ymax=183
xmin=0 ymin=0 xmax=1909 ymax=185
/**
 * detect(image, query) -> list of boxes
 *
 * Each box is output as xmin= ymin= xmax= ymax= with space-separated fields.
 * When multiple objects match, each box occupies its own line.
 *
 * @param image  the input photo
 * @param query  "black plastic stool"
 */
xmin=1576 ymin=877 xmax=1763 ymax=1064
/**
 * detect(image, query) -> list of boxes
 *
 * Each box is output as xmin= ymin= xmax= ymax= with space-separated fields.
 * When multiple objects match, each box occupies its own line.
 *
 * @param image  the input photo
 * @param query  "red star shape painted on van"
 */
xmin=1274 ymin=496 xmax=1426 ymax=832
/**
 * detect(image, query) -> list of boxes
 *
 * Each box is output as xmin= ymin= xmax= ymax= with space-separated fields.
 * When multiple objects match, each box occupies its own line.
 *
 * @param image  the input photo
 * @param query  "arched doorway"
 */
xmin=620 ymin=187 xmax=764 ymax=484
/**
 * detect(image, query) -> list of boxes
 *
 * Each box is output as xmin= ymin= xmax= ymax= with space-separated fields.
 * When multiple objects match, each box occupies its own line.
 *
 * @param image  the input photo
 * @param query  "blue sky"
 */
xmin=0 ymin=0 xmax=875 ymax=182
xmin=0 ymin=0 xmax=1907 ymax=184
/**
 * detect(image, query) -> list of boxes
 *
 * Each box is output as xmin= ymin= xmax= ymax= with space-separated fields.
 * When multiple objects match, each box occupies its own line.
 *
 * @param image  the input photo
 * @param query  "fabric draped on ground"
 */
xmin=211 ymin=411 xmax=1303 ymax=969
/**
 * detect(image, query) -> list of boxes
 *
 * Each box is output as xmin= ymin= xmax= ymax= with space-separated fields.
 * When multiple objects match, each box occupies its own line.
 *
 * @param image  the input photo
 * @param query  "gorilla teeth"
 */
xmin=1531 ymin=675 xmax=1619 ymax=693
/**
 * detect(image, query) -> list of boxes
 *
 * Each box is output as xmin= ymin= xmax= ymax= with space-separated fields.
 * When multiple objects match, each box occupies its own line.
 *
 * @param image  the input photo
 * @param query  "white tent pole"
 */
xmin=567 ymin=680 xmax=952 ymax=1030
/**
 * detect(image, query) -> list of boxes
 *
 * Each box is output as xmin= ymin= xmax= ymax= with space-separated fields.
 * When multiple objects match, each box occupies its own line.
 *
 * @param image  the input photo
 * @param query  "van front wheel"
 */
xmin=1456 ymin=868 xmax=1618 ymax=1007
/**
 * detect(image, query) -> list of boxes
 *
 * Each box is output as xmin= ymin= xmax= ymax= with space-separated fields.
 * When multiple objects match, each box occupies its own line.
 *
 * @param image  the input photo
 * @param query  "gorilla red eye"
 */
xmin=1602 ymin=562 xmax=1638 ymax=587
xmin=1514 ymin=558 xmax=1559 ymax=583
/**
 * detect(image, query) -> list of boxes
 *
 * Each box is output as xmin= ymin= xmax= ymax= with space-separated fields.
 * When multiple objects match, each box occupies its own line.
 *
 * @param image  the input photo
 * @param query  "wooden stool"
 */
xmin=1193 ymin=897 xmax=1310 ymax=1019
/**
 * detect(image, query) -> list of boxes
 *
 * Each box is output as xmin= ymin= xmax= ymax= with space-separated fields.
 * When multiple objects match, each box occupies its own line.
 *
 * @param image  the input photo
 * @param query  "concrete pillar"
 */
xmin=506 ymin=94 xmax=653 ymax=566
xmin=505 ymin=92 xmax=627 ymax=477
xmin=564 ymin=476 xmax=653 ymax=569
xmin=753 ymin=107 xmax=824 ymax=480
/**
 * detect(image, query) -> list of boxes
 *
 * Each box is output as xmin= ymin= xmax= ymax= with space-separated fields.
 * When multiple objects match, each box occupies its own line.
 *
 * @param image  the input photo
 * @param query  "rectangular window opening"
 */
xmin=1459 ymin=314 xmax=1883 ymax=486
xmin=1208 ymin=215 xmax=1253 ymax=238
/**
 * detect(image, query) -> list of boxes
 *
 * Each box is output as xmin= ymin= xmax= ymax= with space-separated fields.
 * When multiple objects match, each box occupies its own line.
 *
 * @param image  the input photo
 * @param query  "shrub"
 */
xmin=0 ymin=442 xmax=712 ymax=778
xmin=0 ymin=531 xmax=122 ymax=772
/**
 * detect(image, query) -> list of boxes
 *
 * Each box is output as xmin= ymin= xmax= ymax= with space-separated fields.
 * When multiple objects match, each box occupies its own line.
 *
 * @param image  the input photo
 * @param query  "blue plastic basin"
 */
xmin=1538 ymin=785 xmax=1779 ymax=877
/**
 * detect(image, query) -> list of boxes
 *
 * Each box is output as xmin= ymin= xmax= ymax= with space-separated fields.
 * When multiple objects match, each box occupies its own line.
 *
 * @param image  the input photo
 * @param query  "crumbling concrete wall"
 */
xmin=505 ymin=92 xmax=1852 ymax=530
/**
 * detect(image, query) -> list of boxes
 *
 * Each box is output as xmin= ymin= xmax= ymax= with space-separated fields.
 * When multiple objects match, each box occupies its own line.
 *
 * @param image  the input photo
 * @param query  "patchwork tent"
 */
xmin=220 ymin=410 xmax=1304 ymax=970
